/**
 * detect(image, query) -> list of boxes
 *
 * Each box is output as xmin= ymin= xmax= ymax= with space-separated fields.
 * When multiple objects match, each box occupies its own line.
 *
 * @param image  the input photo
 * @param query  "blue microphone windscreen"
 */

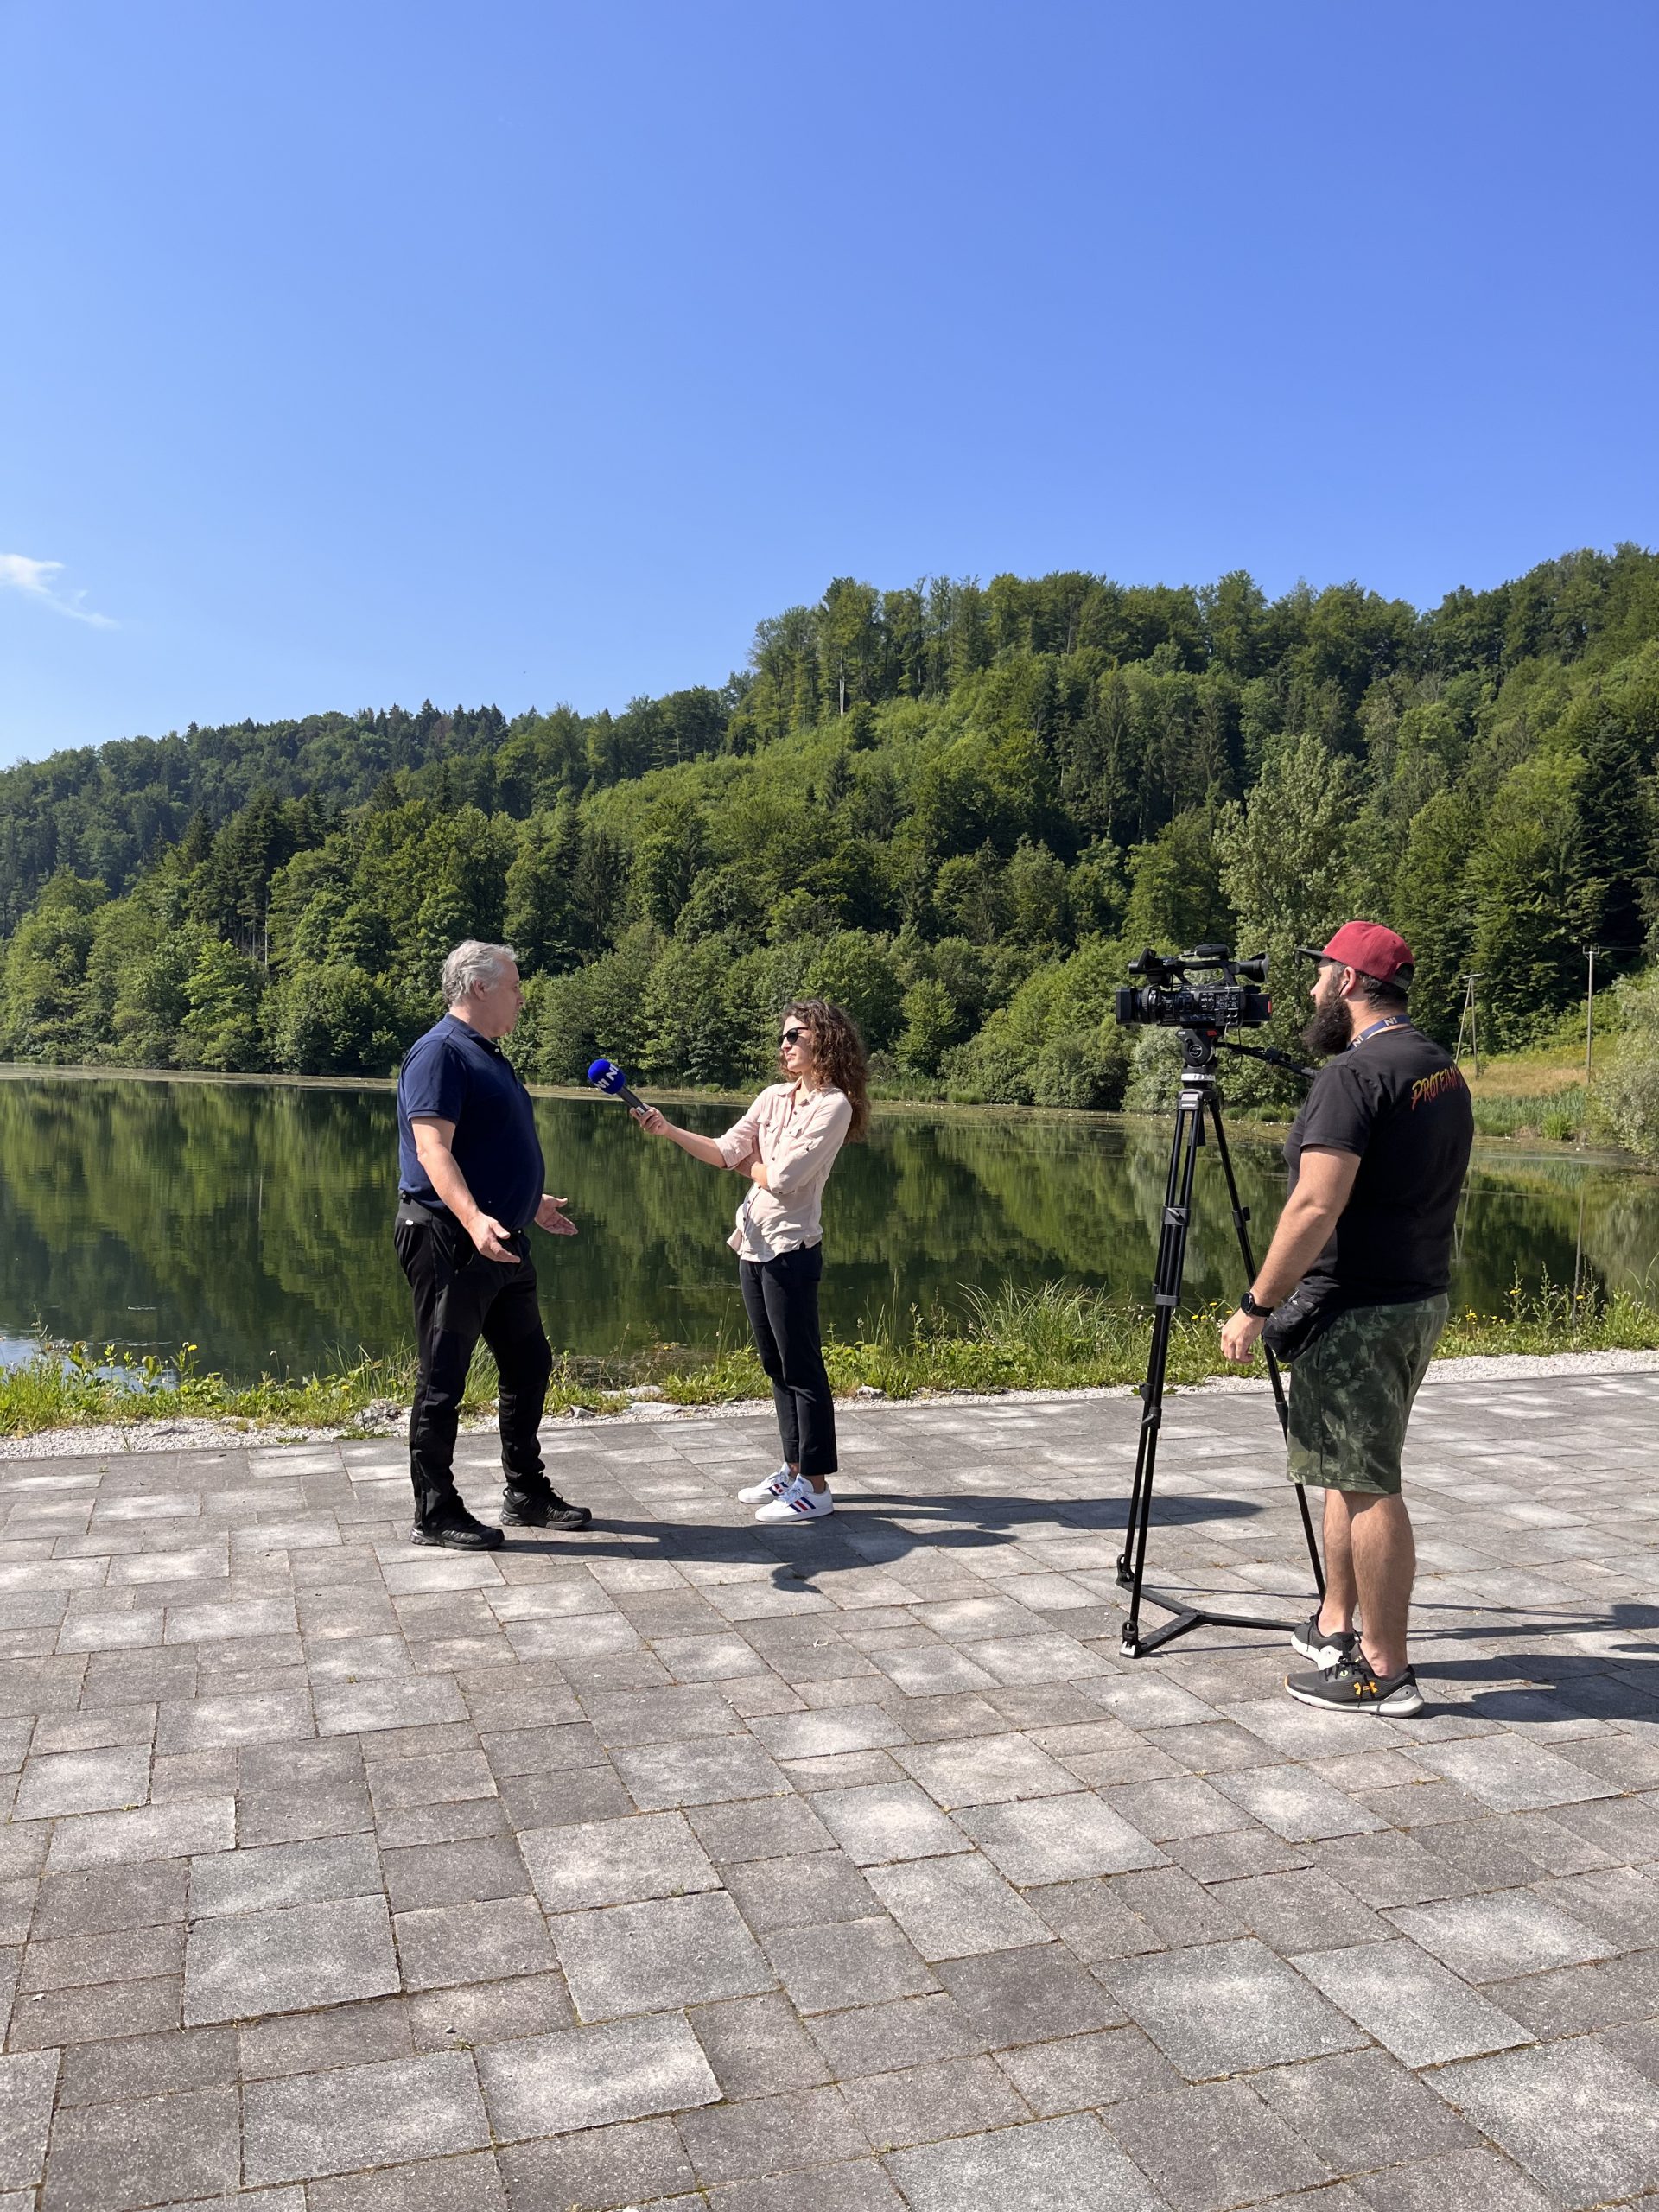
xmin=587 ymin=1058 xmax=626 ymax=1095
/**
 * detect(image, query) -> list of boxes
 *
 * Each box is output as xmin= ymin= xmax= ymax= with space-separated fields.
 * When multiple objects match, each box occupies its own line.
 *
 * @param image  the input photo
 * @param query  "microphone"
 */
xmin=586 ymin=1058 xmax=649 ymax=1114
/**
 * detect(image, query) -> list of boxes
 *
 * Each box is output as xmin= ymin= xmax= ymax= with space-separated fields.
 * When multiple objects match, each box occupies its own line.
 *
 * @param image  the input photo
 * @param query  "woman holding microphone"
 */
xmin=634 ymin=1000 xmax=868 ymax=1523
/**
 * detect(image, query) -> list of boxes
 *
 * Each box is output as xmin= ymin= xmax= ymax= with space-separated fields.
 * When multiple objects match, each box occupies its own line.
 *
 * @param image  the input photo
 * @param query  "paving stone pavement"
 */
xmin=1 ymin=1369 xmax=1657 ymax=2210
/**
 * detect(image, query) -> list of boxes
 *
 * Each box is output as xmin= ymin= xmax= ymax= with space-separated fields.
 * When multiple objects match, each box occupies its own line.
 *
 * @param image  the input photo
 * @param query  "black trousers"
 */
xmin=740 ymin=1242 xmax=837 ymax=1478
xmin=394 ymin=1202 xmax=553 ymax=1521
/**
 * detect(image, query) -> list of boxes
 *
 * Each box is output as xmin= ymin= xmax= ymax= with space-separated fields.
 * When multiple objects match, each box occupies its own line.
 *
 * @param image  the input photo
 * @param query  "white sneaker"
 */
xmin=754 ymin=1476 xmax=834 ymax=1523
xmin=736 ymin=1465 xmax=794 ymax=1504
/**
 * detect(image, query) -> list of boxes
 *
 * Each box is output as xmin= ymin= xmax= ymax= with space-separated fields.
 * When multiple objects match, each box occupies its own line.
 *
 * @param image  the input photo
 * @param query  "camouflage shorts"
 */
xmin=1285 ymin=1294 xmax=1449 ymax=1497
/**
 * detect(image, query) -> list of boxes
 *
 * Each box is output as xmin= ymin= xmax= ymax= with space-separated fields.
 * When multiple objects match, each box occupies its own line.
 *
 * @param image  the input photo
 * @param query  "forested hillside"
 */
xmin=3 ymin=549 xmax=1656 ymax=1109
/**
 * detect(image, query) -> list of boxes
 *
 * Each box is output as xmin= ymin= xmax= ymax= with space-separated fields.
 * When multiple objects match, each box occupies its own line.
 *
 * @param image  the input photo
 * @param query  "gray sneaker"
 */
xmin=1291 ymin=1610 xmax=1358 ymax=1669
xmin=1286 ymin=1654 xmax=1425 ymax=1718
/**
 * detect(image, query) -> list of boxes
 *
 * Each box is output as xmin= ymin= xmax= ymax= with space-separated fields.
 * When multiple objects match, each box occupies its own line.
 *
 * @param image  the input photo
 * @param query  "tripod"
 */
xmin=1116 ymin=1027 xmax=1325 ymax=1658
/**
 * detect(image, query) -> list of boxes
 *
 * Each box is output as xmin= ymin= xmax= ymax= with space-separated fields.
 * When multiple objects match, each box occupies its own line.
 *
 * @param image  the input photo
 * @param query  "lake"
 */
xmin=0 ymin=1071 xmax=1650 ymax=1381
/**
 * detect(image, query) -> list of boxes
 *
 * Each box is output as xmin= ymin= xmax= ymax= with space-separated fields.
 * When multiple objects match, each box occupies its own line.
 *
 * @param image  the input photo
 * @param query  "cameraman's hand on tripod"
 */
xmin=1221 ymin=1309 xmax=1266 ymax=1364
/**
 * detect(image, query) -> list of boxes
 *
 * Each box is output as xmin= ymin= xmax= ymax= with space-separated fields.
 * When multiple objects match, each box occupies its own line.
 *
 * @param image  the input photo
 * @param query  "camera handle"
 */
xmin=1116 ymin=1047 xmax=1325 ymax=1659
xmin=1216 ymin=1039 xmax=1320 ymax=1081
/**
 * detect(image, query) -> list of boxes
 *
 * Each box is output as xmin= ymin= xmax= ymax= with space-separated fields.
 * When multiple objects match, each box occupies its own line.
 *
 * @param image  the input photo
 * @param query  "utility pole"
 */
xmin=1580 ymin=944 xmax=1640 ymax=1141
xmin=1455 ymin=973 xmax=1483 ymax=1077
xmin=1586 ymin=944 xmax=1597 ymax=1094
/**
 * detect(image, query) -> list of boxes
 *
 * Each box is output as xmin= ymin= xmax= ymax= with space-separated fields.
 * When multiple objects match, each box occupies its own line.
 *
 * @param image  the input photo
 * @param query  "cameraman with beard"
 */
xmin=1220 ymin=923 xmax=1472 ymax=1718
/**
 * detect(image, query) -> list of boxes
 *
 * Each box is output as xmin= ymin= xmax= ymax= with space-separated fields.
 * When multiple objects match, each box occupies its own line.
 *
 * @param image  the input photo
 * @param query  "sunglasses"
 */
xmin=780 ymin=1027 xmax=810 ymax=1046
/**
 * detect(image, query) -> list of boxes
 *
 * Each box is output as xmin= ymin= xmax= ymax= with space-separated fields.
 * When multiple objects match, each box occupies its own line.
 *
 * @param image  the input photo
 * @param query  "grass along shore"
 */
xmin=3 ymin=1278 xmax=1657 ymax=1439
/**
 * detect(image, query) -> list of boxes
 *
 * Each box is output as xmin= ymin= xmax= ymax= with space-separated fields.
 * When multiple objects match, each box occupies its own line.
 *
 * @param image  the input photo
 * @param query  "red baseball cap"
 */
xmin=1295 ymin=920 xmax=1415 ymax=985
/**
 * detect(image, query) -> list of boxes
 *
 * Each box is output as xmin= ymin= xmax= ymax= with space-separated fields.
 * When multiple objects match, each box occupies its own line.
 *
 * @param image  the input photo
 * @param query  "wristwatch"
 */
xmin=1239 ymin=1289 xmax=1276 ymax=1317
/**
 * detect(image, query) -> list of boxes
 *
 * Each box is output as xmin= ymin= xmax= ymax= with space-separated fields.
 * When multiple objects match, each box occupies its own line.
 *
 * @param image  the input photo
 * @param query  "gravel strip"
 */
xmin=3 ymin=1345 xmax=1656 ymax=1460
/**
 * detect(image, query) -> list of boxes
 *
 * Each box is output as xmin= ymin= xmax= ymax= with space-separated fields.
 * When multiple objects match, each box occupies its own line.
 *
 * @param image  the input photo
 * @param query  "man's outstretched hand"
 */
xmin=536 ymin=1194 xmax=578 ymax=1236
xmin=469 ymin=1213 xmax=518 ymax=1262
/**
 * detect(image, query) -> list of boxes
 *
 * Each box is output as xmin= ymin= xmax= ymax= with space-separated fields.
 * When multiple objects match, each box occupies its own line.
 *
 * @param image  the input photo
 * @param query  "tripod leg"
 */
xmin=1205 ymin=1094 xmax=1325 ymax=1601
xmin=1121 ymin=1091 xmax=1203 ymax=1655
xmin=1118 ymin=1096 xmax=1191 ymax=1583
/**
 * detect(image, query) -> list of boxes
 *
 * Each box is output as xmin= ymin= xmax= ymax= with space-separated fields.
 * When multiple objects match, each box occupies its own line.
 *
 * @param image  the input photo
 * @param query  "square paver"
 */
xmin=766 ymin=1916 xmax=940 ymax=2013
xmin=1428 ymin=2040 xmax=1659 ymax=2207
xmin=553 ymin=1891 xmax=775 ymax=2018
xmin=395 ymin=1897 xmax=559 ymax=1989
xmin=1388 ymin=1891 xmax=1613 ymax=1982
xmin=46 ymin=1796 xmax=235 ymax=1871
xmin=188 ymin=1833 xmax=382 ymax=1918
xmin=183 ymin=1893 xmax=398 ymax=2023
xmin=810 ymin=1783 xmax=972 ymax=1866
xmin=883 ymin=2113 xmax=1166 ymax=2212
xmin=865 ymin=1854 xmax=1050 ymax=1960
xmin=518 ymin=1809 xmax=719 ymax=1911
xmin=1108 ymin=2080 xmax=1330 ymax=2211
xmin=613 ymin=1738 xmax=790 ymax=1809
xmin=936 ymin=1942 xmax=1123 ymax=2044
xmin=303 ymin=2152 xmax=503 ymax=2211
xmin=1215 ymin=1764 xmax=1388 ymax=1841
xmin=477 ymin=2011 xmax=719 ymax=2138
xmin=1351 ymin=2145 xmax=1562 ymax=2212
xmin=313 ymin=1678 xmax=469 ymax=1735
xmin=1294 ymin=1939 xmax=1529 ymax=2067
xmin=1106 ymin=1777 xmax=1253 ymax=1842
xmin=1255 ymin=2048 xmax=1478 ymax=2172
xmin=677 ymin=2082 xmax=871 ymax=2183
xmin=842 ymin=2054 xmax=1029 ymax=2153
xmin=955 ymin=1794 xmax=1166 ymax=1883
xmin=687 ymin=1993 xmax=833 ymax=2098
xmin=1103 ymin=1939 xmax=1364 ymax=2078
xmin=1414 ymin=1738 xmax=1613 ymax=1814
xmin=243 ymin=2051 xmax=490 ymax=2184
xmin=994 ymin=2025 xmax=1179 ymax=2113
xmin=1218 ymin=1867 xmax=1393 ymax=1955
xmin=40 ymin=2084 xmax=240 ymax=2212
xmin=896 ymin=1735 xmax=1076 ymax=1808
xmin=15 ymin=1747 xmax=150 ymax=1821
xmin=0 ymin=2051 xmax=58 ymax=2190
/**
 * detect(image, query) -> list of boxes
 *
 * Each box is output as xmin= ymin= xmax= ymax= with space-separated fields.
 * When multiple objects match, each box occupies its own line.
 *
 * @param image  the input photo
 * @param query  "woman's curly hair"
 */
xmin=782 ymin=999 xmax=870 ymax=1141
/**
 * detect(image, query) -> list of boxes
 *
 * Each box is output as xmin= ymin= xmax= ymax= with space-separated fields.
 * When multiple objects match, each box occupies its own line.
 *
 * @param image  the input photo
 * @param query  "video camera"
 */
xmin=1114 ymin=944 xmax=1271 ymax=1033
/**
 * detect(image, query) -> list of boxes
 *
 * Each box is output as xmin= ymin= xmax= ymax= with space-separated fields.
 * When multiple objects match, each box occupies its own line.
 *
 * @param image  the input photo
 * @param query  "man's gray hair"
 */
xmin=441 ymin=939 xmax=518 ymax=1007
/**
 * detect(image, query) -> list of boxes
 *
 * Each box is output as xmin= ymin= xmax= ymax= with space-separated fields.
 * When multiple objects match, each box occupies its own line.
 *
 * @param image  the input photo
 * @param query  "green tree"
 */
xmin=179 ymin=939 xmax=266 ymax=1071
xmin=265 ymin=963 xmax=401 ymax=1076
xmin=1217 ymin=732 xmax=1363 ymax=1096
xmin=505 ymin=795 xmax=584 ymax=973
xmin=0 ymin=873 xmax=105 ymax=1059
xmin=1466 ymin=751 xmax=1586 ymax=1046
xmin=899 ymin=978 xmax=957 ymax=1077
xmin=1004 ymin=839 xmax=1071 ymax=948
xmin=629 ymin=802 xmax=708 ymax=931
xmin=802 ymin=931 xmax=905 ymax=1052
xmin=1121 ymin=808 xmax=1232 ymax=952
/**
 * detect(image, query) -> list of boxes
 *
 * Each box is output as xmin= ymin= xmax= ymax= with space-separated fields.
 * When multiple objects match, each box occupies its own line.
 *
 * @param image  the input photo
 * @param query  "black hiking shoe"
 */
xmin=410 ymin=1500 xmax=505 ymax=1549
xmin=1286 ymin=1652 xmax=1425 ymax=1718
xmin=1290 ymin=1610 xmax=1359 ymax=1669
xmin=500 ymin=1483 xmax=592 ymax=1531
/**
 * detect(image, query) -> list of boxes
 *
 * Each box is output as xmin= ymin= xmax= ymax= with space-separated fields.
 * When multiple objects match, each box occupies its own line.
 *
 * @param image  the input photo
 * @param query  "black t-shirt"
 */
xmin=1284 ymin=1024 xmax=1474 ymax=1306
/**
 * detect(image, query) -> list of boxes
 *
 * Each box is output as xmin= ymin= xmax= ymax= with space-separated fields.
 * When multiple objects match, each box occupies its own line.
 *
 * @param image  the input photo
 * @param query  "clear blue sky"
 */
xmin=2 ymin=0 xmax=1655 ymax=764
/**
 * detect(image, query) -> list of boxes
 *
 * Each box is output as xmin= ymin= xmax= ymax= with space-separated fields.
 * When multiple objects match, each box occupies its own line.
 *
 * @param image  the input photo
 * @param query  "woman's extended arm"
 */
xmin=632 ymin=1106 xmax=732 ymax=1167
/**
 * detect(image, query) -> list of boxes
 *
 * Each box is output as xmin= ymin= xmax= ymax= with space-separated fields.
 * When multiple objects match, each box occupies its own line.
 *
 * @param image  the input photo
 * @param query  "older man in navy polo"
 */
xmin=394 ymin=938 xmax=591 ymax=1548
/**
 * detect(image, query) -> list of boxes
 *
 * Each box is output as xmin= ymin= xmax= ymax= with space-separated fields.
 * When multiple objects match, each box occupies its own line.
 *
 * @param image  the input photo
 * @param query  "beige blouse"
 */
xmin=715 ymin=1082 xmax=854 ymax=1261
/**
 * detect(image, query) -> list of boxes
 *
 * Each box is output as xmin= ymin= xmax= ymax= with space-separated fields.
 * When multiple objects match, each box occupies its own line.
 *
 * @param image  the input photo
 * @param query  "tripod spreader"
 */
xmin=1115 ymin=1032 xmax=1325 ymax=1659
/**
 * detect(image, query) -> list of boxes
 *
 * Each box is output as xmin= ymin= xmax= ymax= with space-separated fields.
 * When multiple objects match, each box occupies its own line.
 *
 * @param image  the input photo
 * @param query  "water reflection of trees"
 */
xmin=0 ymin=1076 xmax=1655 ymax=1380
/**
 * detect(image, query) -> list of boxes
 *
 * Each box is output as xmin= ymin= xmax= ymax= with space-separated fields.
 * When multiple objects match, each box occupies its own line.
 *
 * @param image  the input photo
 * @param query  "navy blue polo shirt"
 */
xmin=397 ymin=1014 xmax=545 ymax=1231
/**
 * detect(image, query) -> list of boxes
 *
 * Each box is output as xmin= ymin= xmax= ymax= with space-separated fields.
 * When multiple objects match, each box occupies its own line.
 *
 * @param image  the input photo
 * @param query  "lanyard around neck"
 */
xmin=1351 ymin=1016 xmax=1409 ymax=1049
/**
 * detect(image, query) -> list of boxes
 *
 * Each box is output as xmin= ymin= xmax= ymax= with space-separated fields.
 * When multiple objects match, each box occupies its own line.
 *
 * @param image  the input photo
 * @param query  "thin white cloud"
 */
xmin=0 ymin=553 xmax=117 ymax=629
